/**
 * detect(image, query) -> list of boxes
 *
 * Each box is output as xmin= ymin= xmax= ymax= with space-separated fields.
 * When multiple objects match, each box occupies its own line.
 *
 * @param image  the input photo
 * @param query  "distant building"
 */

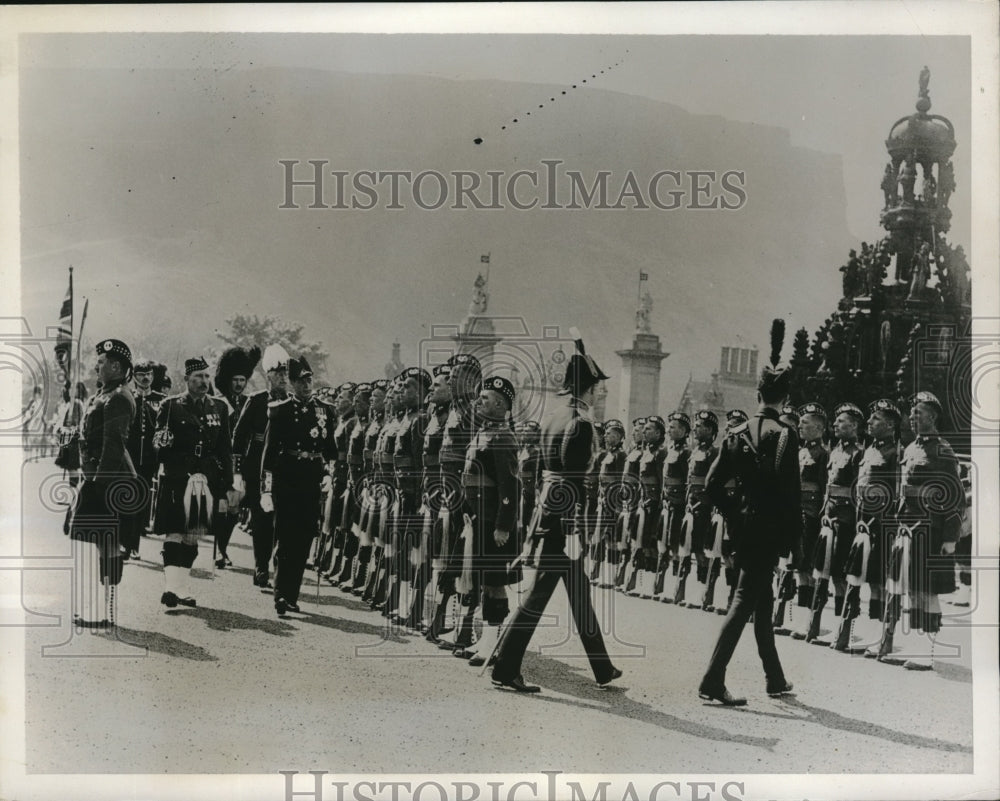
xmin=677 ymin=345 xmax=759 ymax=420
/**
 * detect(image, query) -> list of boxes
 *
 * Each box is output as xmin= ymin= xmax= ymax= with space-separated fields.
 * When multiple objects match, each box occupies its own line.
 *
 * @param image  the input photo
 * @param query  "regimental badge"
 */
xmin=310 ymin=426 xmax=320 ymax=439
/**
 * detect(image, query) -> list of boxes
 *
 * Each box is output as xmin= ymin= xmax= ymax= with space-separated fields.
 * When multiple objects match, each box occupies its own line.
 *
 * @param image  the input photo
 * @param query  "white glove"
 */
xmin=260 ymin=492 xmax=274 ymax=513
xmin=320 ymin=475 xmax=333 ymax=493
xmin=233 ymin=473 xmax=246 ymax=494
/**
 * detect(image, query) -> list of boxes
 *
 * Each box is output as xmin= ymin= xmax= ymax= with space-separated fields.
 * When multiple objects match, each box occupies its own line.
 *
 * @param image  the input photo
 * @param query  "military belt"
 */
xmin=664 ymin=478 xmax=685 ymax=487
xmin=463 ymin=472 xmax=497 ymax=488
xmin=424 ymin=454 xmax=440 ymax=467
xmin=827 ymin=485 xmax=852 ymax=498
xmin=285 ymin=450 xmax=324 ymax=461
xmin=394 ymin=456 xmax=415 ymax=468
xmin=902 ymin=486 xmax=925 ymax=498
xmin=801 ymin=482 xmax=821 ymax=492
xmin=688 ymin=476 xmax=706 ymax=487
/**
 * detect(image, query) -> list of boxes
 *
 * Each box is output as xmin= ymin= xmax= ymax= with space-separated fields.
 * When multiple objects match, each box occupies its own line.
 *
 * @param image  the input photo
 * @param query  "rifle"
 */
xmin=772 ymin=553 xmax=797 ymax=630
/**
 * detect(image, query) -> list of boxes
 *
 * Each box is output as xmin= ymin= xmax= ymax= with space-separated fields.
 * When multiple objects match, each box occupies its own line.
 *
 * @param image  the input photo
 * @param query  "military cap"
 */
xmin=869 ymin=398 xmax=902 ymax=420
xmin=667 ymin=411 xmax=691 ymax=430
xmin=150 ymin=363 xmax=171 ymax=393
xmin=725 ymin=409 xmax=749 ymax=426
xmin=646 ymin=415 xmax=666 ymax=434
xmin=694 ymin=409 xmax=719 ymax=430
xmin=780 ymin=404 xmax=800 ymax=424
xmin=834 ymin=402 xmax=865 ymax=422
xmin=372 ymin=379 xmax=390 ymax=392
xmin=631 ymin=416 xmax=647 ymax=427
xmin=432 ymin=363 xmax=452 ymax=378
xmin=603 ymin=418 xmax=625 ymax=434
xmin=336 ymin=381 xmax=357 ymax=395
xmin=288 ymin=357 xmax=313 ymax=382
xmin=559 ymin=327 xmax=609 ymax=396
xmin=215 ymin=346 xmax=261 ymax=395
xmin=447 ymin=353 xmax=481 ymax=370
xmin=184 ymin=356 xmax=209 ymax=376
xmin=133 ymin=359 xmax=156 ymax=374
xmin=483 ymin=375 xmax=516 ymax=408
xmin=757 ymin=365 xmax=791 ymax=397
xmin=96 ymin=339 xmax=132 ymax=370
xmin=354 ymin=382 xmax=373 ymax=396
xmin=797 ymin=402 xmax=827 ymax=419
xmin=261 ymin=343 xmax=289 ymax=373
xmin=909 ymin=390 xmax=943 ymax=416
xmin=400 ymin=366 xmax=432 ymax=387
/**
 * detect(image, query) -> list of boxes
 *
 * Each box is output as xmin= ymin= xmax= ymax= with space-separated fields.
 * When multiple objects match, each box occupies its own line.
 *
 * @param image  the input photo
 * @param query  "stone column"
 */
xmin=615 ymin=332 xmax=669 ymax=423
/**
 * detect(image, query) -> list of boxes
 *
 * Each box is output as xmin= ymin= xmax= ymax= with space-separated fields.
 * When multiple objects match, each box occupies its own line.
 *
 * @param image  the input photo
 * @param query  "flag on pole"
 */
xmin=481 ymin=254 xmax=490 ymax=264
xmin=639 ymin=271 xmax=649 ymax=282
xmin=54 ymin=271 xmax=72 ymax=383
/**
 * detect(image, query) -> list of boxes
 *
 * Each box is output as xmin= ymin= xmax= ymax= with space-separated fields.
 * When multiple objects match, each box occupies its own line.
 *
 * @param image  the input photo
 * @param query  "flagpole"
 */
xmin=76 ymin=298 xmax=89 ymax=391
xmin=68 ymin=266 xmax=74 ymax=391
xmin=637 ymin=270 xmax=642 ymax=304
xmin=485 ymin=251 xmax=490 ymax=285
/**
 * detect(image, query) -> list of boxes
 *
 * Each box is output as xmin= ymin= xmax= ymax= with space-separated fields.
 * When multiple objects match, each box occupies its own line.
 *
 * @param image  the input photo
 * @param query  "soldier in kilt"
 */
xmin=69 ymin=339 xmax=136 ymax=628
xmin=590 ymin=419 xmax=625 ymax=588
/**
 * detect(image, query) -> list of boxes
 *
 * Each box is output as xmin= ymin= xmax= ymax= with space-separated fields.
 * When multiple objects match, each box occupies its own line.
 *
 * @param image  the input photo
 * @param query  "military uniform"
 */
xmin=654 ymin=416 xmax=690 ymax=599
xmin=492 ymin=330 xmax=621 ymax=692
xmin=627 ymin=426 xmax=665 ymax=598
xmin=123 ymin=384 xmax=164 ymax=553
xmin=614 ymin=423 xmax=645 ymax=589
xmin=262 ymin=367 xmax=337 ymax=613
xmin=678 ymin=413 xmax=720 ymax=609
xmin=232 ymin=387 xmax=285 ymax=586
xmin=367 ymin=406 xmax=403 ymax=609
xmin=324 ymin=393 xmax=357 ymax=579
xmin=590 ymin=422 xmax=625 ymax=588
xmin=353 ymin=389 xmax=387 ymax=599
xmin=70 ymin=340 xmax=137 ymax=626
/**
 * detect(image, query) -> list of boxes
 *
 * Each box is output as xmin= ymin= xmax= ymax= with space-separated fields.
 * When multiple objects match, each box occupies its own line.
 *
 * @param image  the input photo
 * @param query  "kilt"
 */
xmin=664 ymin=501 xmax=685 ymax=552
xmin=69 ymin=479 xmax=126 ymax=548
xmin=689 ymin=506 xmax=712 ymax=557
xmin=153 ymin=474 xmax=218 ymax=535
xmin=889 ymin=519 xmax=957 ymax=597
xmin=844 ymin=515 xmax=888 ymax=587
xmin=465 ymin=486 xmax=517 ymax=587
xmin=798 ymin=513 xmax=822 ymax=573
xmin=814 ymin=500 xmax=854 ymax=580
xmin=640 ymin=501 xmax=661 ymax=552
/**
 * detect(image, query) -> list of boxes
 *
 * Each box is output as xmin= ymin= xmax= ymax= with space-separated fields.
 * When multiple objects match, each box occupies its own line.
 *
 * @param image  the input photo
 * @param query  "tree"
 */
xmin=215 ymin=315 xmax=329 ymax=385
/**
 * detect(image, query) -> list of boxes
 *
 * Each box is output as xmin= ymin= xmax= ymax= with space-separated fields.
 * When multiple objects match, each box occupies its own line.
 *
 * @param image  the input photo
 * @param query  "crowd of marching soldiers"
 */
xmin=64 ymin=335 xmax=971 ymax=677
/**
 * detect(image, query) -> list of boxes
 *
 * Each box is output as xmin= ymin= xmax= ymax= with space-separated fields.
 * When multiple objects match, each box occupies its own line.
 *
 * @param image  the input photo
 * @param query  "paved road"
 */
xmin=14 ymin=461 xmax=974 ymax=776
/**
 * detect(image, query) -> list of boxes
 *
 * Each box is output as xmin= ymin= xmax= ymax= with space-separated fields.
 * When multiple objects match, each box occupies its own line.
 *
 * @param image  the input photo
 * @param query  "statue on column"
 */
xmin=907 ymin=241 xmax=931 ymax=301
xmin=839 ymin=248 xmax=862 ymax=299
xmin=635 ymin=290 xmax=653 ymax=334
xmin=881 ymin=163 xmax=897 ymax=208
xmin=898 ymin=160 xmax=916 ymax=205
xmin=469 ymin=272 xmax=489 ymax=315
xmin=922 ymin=165 xmax=937 ymax=206
xmin=938 ymin=160 xmax=955 ymax=208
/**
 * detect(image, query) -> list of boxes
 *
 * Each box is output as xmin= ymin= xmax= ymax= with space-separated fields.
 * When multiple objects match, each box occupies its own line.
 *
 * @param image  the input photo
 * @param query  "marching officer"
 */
xmin=788 ymin=403 xmax=829 ymax=639
xmin=212 ymin=345 xmax=260 ymax=569
xmin=770 ymin=405 xmax=799 ymax=634
xmin=653 ymin=412 xmax=690 ymax=601
xmin=123 ymin=359 xmax=165 ymax=558
xmin=590 ymin=418 xmax=625 ymax=588
xmin=698 ymin=352 xmax=800 ymax=706
xmin=232 ymin=344 xmax=289 ymax=589
xmin=261 ymin=357 xmax=337 ymax=616
xmin=457 ymin=375 xmax=519 ymax=666
xmin=808 ymin=402 xmax=863 ymax=643
xmin=69 ymin=338 xmax=136 ymax=629
xmin=491 ymin=328 xmax=622 ymax=693
xmin=153 ymin=357 xmax=234 ymax=609
xmin=877 ymin=391 xmax=963 ymax=670
xmin=515 ymin=421 xmax=542 ymax=573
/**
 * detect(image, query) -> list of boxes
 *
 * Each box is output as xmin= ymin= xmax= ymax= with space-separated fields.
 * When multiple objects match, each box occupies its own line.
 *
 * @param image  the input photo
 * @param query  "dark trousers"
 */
xmin=701 ymin=562 xmax=787 ymax=690
xmin=246 ymin=479 xmax=275 ymax=583
xmin=494 ymin=521 xmax=616 ymax=684
xmin=273 ymin=484 xmax=320 ymax=605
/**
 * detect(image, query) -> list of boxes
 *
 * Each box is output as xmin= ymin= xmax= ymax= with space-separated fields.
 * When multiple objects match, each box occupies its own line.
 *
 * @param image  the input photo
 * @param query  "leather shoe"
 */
xmin=766 ymin=680 xmax=794 ymax=697
xmin=698 ymin=685 xmax=747 ymax=706
xmin=468 ymin=654 xmax=495 ymax=668
xmin=597 ymin=667 xmax=623 ymax=687
xmin=160 ymin=591 xmax=178 ymax=608
xmin=177 ymin=596 xmax=197 ymax=608
xmin=453 ymin=648 xmax=475 ymax=660
xmin=491 ymin=673 xmax=541 ymax=693
xmin=275 ymin=597 xmax=288 ymax=616
xmin=286 ymin=601 xmax=301 ymax=613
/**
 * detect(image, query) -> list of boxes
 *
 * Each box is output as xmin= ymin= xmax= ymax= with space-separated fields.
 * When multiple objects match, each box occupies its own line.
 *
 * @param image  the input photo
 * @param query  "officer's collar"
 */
xmin=872 ymin=438 xmax=892 ymax=449
xmin=914 ymin=434 xmax=937 ymax=444
xmin=805 ymin=438 xmax=822 ymax=449
xmin=695 ymin=437 xmax=715 ymax=449
xmin=102 ymin=378 xmax=125 ymax=394
xmin=268 ymin=388 xmax=287 ymax=401
xmin=837 ymin=437 xmax=858 ymax=448
xmin=134 ymin=386 xmax=150 ymax=398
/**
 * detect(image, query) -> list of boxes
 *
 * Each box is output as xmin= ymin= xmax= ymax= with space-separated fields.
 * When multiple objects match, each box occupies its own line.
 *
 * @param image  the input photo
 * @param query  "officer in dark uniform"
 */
xmin=212 ymin=345 xmax=260 ymax=569
xmin=427 ymin=353 xmax=482 ymax=645
xmin=698 ymin=358 xmax=800 ymax=706
xmin=457 ymin=376 xmax=518 ymax=666
xmin=878 ymin=391 xmax=962 ymax=670
xmin=771 ymin=406 xmax=800 ymax=632
xmin=808 ymin=402 xmax=863 ymax=643
xmin=491 ymin=329 xmax=622 ymax=693
xmin=653 ymin=412 xmax=690 ymax=601
xmin=789 ymin=403 xmax=829 ymax=639
xmin=261 ymin=357 xmax=337 ymax=616
xmin=590 ymin=419 xmax=624 ymax=587
xmin=703 ymin=409 xmax=747 ymax=614
xmin=514 ymin=420 xmax=541 ymax=575
xmin=232 ymin=344 xmax=289 ymax=589
xmin=123 ymin=359 xmax=165 ymax=558
xmin=70 ymin=338 xmax=136 ymax=628
xmin=614 ymin=417 xmax=645 ymax=589
xmin=153 ymin=357 xmax=234 ymax=608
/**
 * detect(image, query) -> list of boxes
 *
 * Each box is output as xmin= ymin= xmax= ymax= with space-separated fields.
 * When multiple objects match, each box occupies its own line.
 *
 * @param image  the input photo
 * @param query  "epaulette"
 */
xmin=268 ymin=396 xmax=291 ymax=409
